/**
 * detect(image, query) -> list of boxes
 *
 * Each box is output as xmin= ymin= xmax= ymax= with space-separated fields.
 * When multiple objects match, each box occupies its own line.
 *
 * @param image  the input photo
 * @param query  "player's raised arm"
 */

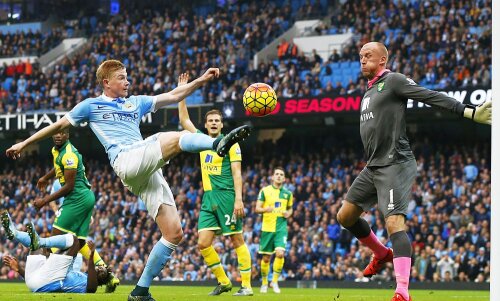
xmin=5 ymin=117 xmax=72 ymax=160
xmin=392 ymin=73 xmax=491 ymax=125
xmin=177 ymin=73 xmax=197 ymax=133
xmin=86 ymin=240 xmax=98 ymax=293
xmin=3 ymin=255 xmax=25 ymax=278
xmin=154 ymin=68 xmax=220 ymax=111
xmin=34 ymin=169 xmax=76 ymax=210
xmin=37 ymin=168 xmax=56 ymax=191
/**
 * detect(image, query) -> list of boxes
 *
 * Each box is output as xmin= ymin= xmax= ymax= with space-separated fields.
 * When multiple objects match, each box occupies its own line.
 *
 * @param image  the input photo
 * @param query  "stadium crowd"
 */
xmin=0 ymin=136 xmax=491 ymax=284
xmin=0 ymin=28 xmax=67 ymax=58
xmin=0 ymin=0 xmax=492 ymax=113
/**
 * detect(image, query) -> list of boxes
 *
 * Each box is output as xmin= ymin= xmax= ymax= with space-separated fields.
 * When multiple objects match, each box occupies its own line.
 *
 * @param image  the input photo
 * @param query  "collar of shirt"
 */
xmin=367 ymin=68 xmax=391 ymax=88
xmin=101 ymin=94 xmax=124 ymax=103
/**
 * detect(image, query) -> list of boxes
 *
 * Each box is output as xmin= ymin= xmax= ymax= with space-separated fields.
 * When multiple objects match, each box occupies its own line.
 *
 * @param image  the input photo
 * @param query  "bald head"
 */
xmin=359 ymin=42 xmax=389 ymax=80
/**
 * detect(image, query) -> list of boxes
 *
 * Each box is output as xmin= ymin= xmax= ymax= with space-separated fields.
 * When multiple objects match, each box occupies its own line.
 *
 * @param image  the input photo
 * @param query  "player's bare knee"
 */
xmin=336 ymin=209 xmax=350 ymax=227
xmin=385 ymin=215 xmax=405 ymax=235
xmin=230 ymin=233 xmax=244 ymax=248
xmin=276 ymin=250 xmax=285 ymax=258
xmin=262 ymin=255 xmax=271 ymax=263
xmin=164 ymin=229 xmax=183 ymax=245
xmin=197 ymin=240 xmax=211 ymax=250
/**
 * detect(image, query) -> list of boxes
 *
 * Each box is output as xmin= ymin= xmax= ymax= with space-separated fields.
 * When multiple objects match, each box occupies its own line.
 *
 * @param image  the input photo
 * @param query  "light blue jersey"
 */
xmin=36 ymin=271 xmax=87 ymax=293
xmin=65 ymin=94 xmax=156 ymax=164
xmin=51 ymin=179 xmax=64 ymax=205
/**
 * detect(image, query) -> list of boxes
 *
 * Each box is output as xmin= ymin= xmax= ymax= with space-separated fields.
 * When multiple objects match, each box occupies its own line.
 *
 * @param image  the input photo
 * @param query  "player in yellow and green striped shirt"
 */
xmin=177 ymin=73 xmax=253 ymax=296
xmin=255 ymin=167 xmax=293 ymax=294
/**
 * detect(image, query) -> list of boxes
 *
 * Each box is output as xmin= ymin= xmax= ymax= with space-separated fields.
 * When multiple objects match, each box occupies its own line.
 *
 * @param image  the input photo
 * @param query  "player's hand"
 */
xmin=199 ymin=68 xmax=220 ymax=83
xmin=234 ymin=199 xmax=245 ymax=218
xmin=265 ymin=207 xmax=274 ymax=213
xmin=33 ymin=198 xmax=46 ymax=210
xmin=283 ymin=211 xmax=291 ymax=218
xmin=473 ymin=100 xmax=492 ymax=125
xmin=37 ymin=177 xmax=49 ymax=191
xmin=178 ymin=72 xmax=190 ymax=86
xmin=2 ymin=255 xmax=19 ymax=271
xmin=87 ymin=240 xmax=95 ymax=252
xmin=6 ymin=141 xmax=27 ymax=160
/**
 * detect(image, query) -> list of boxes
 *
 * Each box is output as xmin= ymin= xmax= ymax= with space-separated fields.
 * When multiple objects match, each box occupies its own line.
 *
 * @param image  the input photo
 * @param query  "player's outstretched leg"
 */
xmin=214 ymin=125 xmax=251 ymax=157
xmin=26 ymin=223 xmax=74 ymax=251
xmin=178 ymin=125 xmax=251 ymax=157
xmin=1 ymin=211 xmax=31 ymax=247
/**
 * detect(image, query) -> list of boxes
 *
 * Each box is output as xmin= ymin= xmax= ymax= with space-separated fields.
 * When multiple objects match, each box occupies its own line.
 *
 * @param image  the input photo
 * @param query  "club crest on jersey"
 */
xmin=122 ymin=102 xmax=136 ymax=111
xmin=377 ymin=82 xmax=385 ymax=92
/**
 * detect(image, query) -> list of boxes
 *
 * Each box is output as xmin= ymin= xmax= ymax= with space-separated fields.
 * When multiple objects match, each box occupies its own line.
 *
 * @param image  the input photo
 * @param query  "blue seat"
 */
xmin=340 ymin=61 xmax=350 ymax=69
xmin=3 ymin=77 xmax=13 ymax=90
xmin=165 ymin=29 xmax=172 ymax=39
xmin=350 ymin=61 xmax=361 ymax=69
xmin=300 ymin=70 xmax=310 ymax=81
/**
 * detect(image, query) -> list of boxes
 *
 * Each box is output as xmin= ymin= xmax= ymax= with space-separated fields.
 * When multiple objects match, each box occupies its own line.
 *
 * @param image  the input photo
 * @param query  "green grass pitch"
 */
xmin=0 ymin=283 xmax=489 ymax=301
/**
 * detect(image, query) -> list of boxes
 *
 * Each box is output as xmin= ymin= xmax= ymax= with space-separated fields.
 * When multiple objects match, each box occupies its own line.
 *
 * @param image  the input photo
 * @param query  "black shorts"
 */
xmin=346 ymin=159 xmax=417 ymax=217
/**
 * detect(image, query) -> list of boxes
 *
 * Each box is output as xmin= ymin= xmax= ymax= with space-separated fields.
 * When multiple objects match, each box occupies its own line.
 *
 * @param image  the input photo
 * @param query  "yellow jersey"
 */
xmin=199 ymin=142 xmax=241 ymax=191
xmin=257 ymin=185 xmax=293 ymax=232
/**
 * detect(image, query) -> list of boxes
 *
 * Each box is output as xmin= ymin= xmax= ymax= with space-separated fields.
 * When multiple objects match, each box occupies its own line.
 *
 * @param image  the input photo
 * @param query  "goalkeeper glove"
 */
xmin=463 ymin=100 xmax=492 ymax=125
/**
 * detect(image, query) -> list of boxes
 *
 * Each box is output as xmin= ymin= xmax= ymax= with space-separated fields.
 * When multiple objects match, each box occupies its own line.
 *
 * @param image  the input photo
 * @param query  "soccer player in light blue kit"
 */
xmin=2 ymin=221 xmax=112 ymax=294
xmin=6 ymin=60 xmax=251 ymax=301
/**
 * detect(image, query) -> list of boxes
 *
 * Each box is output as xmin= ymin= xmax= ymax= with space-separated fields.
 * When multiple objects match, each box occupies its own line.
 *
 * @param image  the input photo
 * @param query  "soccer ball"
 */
xmin=242 ymin=83 xmax=277 ymax=117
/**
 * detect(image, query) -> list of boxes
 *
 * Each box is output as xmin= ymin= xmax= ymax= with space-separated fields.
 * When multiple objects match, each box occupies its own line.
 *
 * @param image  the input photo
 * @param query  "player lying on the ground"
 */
xmin=2 ymin=220 xmax=111 ymax=293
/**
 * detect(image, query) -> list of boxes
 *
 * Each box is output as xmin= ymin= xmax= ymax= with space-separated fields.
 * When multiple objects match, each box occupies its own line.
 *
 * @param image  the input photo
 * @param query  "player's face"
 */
xmin=52 ymin=131 xmax=68 ymax=147
xmin=204 ymin=114 xmax=223 ymax=137
xmin=96 ymin=266 xmax=110 ymax=286
xmin=359 ymin=44 xmax=385 ymax=80
xmin=105 ymin=68 xmax=129 ymax=98
xmin=273 ymin=170 xmax=285 ymax=186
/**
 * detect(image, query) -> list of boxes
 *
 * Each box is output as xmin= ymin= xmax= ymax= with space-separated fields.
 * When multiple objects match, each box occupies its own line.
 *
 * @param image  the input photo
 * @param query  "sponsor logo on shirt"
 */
xmin=103 ymin=112 xmax=139 ymax=122
xmin=274 ymin=202 xmax=281 ymax=208
xmin=205 ymin=154 xmax=213 ymax=163
xmin=360 ymin=96 xmax=374 ymax=122
xmin=66 ymin=158 xmax=74 ymax=166
xmin=361 ymin=97 xmax=370 ymax=112
xmin=235 ymin=148 xmax=241 ymax=155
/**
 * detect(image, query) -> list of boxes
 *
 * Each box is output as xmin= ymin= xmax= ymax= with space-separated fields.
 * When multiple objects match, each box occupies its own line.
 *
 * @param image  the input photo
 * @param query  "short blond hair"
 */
xmin=204 ymin=109 xmax=223 ymax=122
xmin=96 ymin=60 xmax=125 ymax=87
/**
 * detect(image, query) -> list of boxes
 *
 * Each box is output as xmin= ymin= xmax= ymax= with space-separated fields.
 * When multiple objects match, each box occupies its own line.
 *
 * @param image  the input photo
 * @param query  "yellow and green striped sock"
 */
xmin=272 ymin=256 xmax=284 ymax=283
xmin=201 ymin=246 xmax=230 ymax=285
xmin=235 ymin=244 xmax=252 ymax=288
